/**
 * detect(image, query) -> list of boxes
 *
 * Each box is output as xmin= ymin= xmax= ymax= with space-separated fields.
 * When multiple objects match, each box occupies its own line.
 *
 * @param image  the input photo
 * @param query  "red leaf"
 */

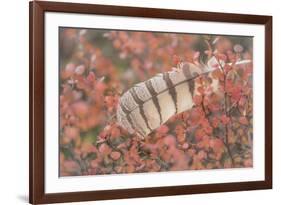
xmin=221 ymin=115 xmax=230 ymax=125
xmin=239 ymin=117 xmax=248 ymax=125
xmin=211 ymin=69 xmax=224 ymax=80
xmin=157 ymin=125 xmax=169 ymax=135
xmin=110 ymin=151 xmax=121 ymax=160
xmin=204 ymin=125 xmax=213 ymax=135
xmin=193 ymin=95 xmax=202 ymax=105
xmin=195 ymin=129 xmax=205 ymax=141
xmin=182 ymin=143 xmax=189 ymax=149
xmin=212 ymin=117 xmax=220 ymax=128
xmin=95 ymin=81 xmax=107 ymax=93
xmin=197 ymin=86 xmax=204 ymax=95
xmin=210 ymin=138 xmax=224 ymax=151
xmin=72 ymin=101 xmax=89 ymax=118
xmin=64 ymin=126 xmax=79 ymax=140
xmin=172 ymin=55 xmax=181 ymax=65
xmin=86 ymin=71 xmax=96 ymax=83
xmin=111 ymin=126 xmax=121 ymax=138
xmin=163 ymin=135 xmax=176 ymax=147
xmin=99 ymin=143 xmax=112 ymax=155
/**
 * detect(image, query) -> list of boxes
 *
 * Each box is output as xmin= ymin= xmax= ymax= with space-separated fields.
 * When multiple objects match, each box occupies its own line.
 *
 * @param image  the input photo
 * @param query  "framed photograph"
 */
xmin=29 ymin=1 xmax=272 ymax=204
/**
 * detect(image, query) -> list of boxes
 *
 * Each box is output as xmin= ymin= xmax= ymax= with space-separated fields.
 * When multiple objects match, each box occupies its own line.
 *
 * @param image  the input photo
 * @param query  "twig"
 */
xmin=227 ymin=94 xmax=242 ymax=114
xmin=219 ymin=61 xmax=235 ymax=167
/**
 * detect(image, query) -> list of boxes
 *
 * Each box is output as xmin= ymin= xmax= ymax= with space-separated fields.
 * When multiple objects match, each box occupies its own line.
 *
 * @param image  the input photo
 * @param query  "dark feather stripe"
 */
xmin=188 ymin=81 xmax=195 ymax=97
xmin=182 ymin=63 xmax=192 ymax=79
xmin=145 ymin=80 xmax=163 ymax=124
xmin=163 ymin=73 xmax=178 ymax=114
xmin=182 ymin=64 xmax=195 ymax=96
xmin=120 ymin=103 xmax=144 ymax=136
xmin=120 ymin=103 xmax=135 ymax=129
xmin=122 ymin=71 xmax=201 ymax=116
xmin=130 ymin=88 xmax=153 ymax=132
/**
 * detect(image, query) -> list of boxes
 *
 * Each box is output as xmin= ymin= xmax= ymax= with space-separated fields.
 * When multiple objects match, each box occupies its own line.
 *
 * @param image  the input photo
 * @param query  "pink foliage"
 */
xmin=59 ymin=29 xmax=253 ymax=176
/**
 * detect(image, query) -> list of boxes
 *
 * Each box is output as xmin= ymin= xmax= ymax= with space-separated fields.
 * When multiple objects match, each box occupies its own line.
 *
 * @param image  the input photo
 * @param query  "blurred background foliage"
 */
xmin=59 ymin=28 xmax=253 ymax=176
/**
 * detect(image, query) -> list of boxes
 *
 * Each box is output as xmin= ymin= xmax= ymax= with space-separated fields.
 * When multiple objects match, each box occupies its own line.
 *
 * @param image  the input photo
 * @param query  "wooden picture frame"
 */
xmin=29 ymin=1 xmax=272 ymax=204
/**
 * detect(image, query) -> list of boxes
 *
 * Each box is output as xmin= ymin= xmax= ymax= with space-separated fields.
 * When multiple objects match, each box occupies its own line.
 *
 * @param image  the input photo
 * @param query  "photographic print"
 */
xmin=30 ymin=1 xmax=272 ymax=203
xmin=59 ymin=28 xmax=253 ymax=176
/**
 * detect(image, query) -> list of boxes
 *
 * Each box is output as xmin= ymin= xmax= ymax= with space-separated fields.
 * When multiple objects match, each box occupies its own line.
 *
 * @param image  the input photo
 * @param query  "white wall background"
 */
xmin=0 ymin=0 xmax=279 ymax=204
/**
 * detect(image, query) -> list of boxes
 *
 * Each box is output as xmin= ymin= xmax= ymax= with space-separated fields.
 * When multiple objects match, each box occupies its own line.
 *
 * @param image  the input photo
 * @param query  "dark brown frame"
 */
xmin=29 ymin=1 xmax=272 ymax=204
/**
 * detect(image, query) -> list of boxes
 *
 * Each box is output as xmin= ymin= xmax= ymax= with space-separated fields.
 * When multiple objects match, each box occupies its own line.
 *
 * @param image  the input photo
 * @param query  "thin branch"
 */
xmin=219 ymin=61 xmax=235 ymax=167
xmin=227 ymin=94 xmax=242 ymax=114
